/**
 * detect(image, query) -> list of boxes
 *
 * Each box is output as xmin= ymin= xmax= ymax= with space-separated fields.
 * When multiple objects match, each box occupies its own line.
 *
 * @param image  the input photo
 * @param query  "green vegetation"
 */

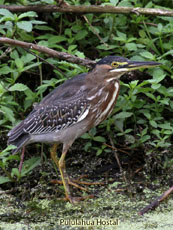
xmin=0 ymin=0 xmax=172 ymax=229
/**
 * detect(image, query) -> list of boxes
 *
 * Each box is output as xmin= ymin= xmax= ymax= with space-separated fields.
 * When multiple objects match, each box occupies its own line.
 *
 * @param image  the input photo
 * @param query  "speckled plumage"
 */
xmin=8 ymin=56 xmax=160 ymax=155
xmin=8 ymin=73 xmax=90 ymax=151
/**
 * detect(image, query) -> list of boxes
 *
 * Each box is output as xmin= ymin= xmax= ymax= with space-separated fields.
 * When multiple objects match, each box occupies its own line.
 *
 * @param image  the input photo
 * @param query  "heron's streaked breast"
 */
xmin=93 ymin=80 xmax=120 ymax=126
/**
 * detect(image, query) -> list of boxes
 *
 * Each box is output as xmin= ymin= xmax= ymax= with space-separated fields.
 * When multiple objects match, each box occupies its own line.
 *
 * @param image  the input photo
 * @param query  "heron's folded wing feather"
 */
xmin=24 ymin=97 xmax=89 ymax=135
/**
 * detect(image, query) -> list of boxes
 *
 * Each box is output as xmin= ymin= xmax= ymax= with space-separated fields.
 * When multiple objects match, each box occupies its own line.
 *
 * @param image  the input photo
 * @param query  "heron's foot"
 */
xmin=65 ymin=194 xmax=95 ymax=204
xmin=71 ymin=174 xmax=105 ymax=186
xmin=72 ymin=177 xmax=105 ymax=186
xmin=51 ymin=176 xmax=105 ymax=191
xmin=51 ymin=178 xmax=89 ymax=192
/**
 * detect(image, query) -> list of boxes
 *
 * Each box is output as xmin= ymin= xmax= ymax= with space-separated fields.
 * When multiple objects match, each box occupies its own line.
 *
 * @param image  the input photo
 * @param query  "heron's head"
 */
xmin=93 ymin=56 xmax=161 ymax=82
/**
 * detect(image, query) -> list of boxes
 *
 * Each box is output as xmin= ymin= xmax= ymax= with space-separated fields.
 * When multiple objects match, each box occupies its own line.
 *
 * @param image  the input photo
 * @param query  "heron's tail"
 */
xmin=7 ymin=121 xmax=30 ymax=154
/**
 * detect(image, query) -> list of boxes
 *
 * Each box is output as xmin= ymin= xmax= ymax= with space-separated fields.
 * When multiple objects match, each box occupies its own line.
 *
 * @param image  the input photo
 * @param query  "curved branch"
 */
xmin=138 ymin=186 xmax=173 ymax=215
xmin=0 ymin=37 xmax=95 ymax=68
xmin=0 ymin=38 xmax=155 ymax=82
xmin=0 ymin=5 xmax=172 ymax=16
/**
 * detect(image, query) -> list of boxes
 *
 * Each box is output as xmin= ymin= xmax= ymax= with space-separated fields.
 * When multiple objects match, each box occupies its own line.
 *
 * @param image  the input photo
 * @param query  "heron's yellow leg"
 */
xmin=50 ymin=144 xmax=74 ymax=203
xmin=58 ymin=148 xmax=73 ymax=202
xmin=50 ymin=144 xmax=95 ymax=203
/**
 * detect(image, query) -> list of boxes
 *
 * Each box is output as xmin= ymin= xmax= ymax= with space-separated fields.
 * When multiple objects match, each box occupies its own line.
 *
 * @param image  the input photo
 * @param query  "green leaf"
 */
xmin=140 ymin=51 xmax=154 ymax=60
xmin=140 ymin=135 xmax=150 ymax=143
xmin=110 ymin=0 xmax=119 ymax=5
xmin=75 ymin=30 xmax=88 ymax=40
xmin=18 ymin=11 xmax=37 ymax=20
xmin=160 ymin=98 xmax=169 ymax=105
xmin=81 ymin=133 xmax=91 ymax=140
xmin=41 ymin=0 xmax=54 ymax=3
xmin=163 ymin=130 xmax=172 ymax=135
xmin=93 ymin=136 xmax=106 ymax=142
xmin=96 ymin=148 xmax=103 ymax=156
xmin=152 ymin=69 xmax=166 ymax=83
xmin=10 ymin=50 xmax=19 ymax=59
xmin=0 ymin=176 xmax=11 ymax=185
xmin=21 ymin=53 xmax=36 ymax=64
xmin=158 ymin=123 xmax=173 ymax=130
xmin=114 ymin=119 xmax=124 ymax=132
xmin=144 ymin=112 xmax=151 ymax=120
xmin=125 ymin=134 xmax=135 ymax=144
xmin=21 ymin=157 xmax=41 ymax=176
xmin=15 ymin=58 xmax=24 ymax=70
xmin=0 ymin=145 xmax=17 ymax=156
xmin=0 ymin=106 xmax=15 ymax=122
xmin=151 ymin=83 xmax=161 ymax=90
xmin=24 ymin=62 xmax=42 ymax=71
xmin=35 ymin=25 xmax=54 ymax=31
xmin=9 ymin=83 xmax=28 ymax=92
xmin=116 ymin=31 xmax=126 ymax=40
xmin=158 ymin=23 xmax=163 ymax=32
xmin=11 ymin=168 xmax=20 ymax=179
xmin=84 ymin=142 xmax=92 ymax=152
xmin=0 ymin=8 xmax=14 ymax=18
xmin=17 ymin=21 xmax=32 ymax=32
xmin=48 ymin=35 xmax=67 ymax=44
xmin=75 ymin=51 xmax=85 ymax=58
xmin=0 ymin=82 xmax=6 ymax=95
xmin=113 ymin=37 xmax=126 ymax=42
xmin=150 ymin=120 xmax=158 ymax=128
xmin=146 ymin=93 xmax=156 ymax=101
xmin=31 ymin=20 xmax=46 ymax=25
xmin=0 ymin=66 xmax=14 ymax=74
xmin=130 ymin=80 xmax=139 ymax=88
xmin=114 ymin=112 xmax=133 ymax=119
xmin=125 ymin=43 xmax=137 ymax=51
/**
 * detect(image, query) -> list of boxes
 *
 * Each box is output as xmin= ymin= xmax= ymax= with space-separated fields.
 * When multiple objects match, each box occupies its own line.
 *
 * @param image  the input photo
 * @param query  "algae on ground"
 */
xmin=0 ymin=185 xmax=173 ymax=230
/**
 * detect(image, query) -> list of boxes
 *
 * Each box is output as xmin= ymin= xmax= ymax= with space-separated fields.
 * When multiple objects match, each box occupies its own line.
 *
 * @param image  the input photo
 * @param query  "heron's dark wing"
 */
xmin=39 ymin=73 xmax=87 ymax=105
xmin=23 ymin=73 xmax=89 ymax=135
xmin=24 ymin=97 xmax=89 ymax=135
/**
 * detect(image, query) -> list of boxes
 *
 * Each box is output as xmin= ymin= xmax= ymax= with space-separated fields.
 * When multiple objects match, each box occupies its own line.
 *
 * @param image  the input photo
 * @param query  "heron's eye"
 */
xmin=111 ymin=62 xmax=119 ymax=68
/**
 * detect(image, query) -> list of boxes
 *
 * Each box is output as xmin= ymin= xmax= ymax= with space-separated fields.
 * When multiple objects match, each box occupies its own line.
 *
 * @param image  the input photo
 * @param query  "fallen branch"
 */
xmin=0 ymin=37 xmax=95 ymax=68
xmin=0 ymin=5 xmax=173 ymax=16
xmin=138 ymin=186 xmax=173 ymax=215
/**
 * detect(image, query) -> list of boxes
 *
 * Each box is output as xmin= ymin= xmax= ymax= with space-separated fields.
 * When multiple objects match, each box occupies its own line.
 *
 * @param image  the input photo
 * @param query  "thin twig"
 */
xmin=138 ymin=22 xmax=158 ymax=27
xmin=83 ymin=15 xmax=108 ymax=47
xmin=109 ymin=136 xmax=123 ymax=174
xmin=109 ymin=136 xmax=130 ymax=190
xmin=23 ymin=48 xmax=66 ymax=77
xmin=18 ymin=146 xmax=25 ymax=173
xmin=0 ymin=47 xmax=12 ymax=59
xmin=104 ymin=142 xmax=130 ymax=155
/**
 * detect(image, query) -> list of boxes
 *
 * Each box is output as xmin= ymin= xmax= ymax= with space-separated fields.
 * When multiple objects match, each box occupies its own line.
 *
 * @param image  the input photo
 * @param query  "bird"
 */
xmin=7 ymin=56 xmax=161 ymax=203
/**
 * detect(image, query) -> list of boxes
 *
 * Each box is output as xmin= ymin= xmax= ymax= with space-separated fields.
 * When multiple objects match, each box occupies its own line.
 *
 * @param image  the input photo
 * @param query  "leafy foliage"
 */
xmin=0 ymin=0 xmax=173 ymax=184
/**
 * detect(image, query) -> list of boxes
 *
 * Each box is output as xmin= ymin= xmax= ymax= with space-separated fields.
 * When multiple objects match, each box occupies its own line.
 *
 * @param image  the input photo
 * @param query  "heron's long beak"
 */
xmin=110 ymin=60 xmax=161 ymax=72
xmin=127 ymin=60 xmax=161 ymax=71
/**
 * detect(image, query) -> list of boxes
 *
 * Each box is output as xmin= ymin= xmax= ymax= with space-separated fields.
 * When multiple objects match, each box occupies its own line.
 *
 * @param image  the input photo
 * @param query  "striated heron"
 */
xmin=8 ymin=56 xmax=160 ymax=203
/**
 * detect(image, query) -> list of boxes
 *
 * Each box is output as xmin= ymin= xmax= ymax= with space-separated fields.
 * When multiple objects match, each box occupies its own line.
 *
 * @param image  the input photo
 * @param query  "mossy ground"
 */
xmin=0 ymin=145 xmax=172 ymax=230
xmin=0 ymin=184 xmax=173 ymax=230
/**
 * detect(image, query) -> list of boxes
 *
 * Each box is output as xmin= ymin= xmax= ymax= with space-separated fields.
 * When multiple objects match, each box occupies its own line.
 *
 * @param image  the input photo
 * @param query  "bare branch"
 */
xmin=138 ymin=186 xmax=173 ymax=215
xmin=0 ymin=5 xmax=172 ymax=16
xmin=0 ymin=37 xmax=95 ymax=68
